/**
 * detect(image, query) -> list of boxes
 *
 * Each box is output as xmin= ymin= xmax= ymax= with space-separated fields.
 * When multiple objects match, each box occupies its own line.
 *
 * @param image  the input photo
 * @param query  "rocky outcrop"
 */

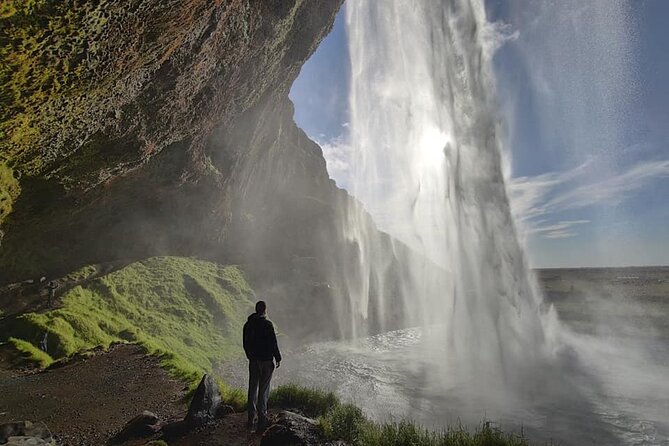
xmin=111 ymin=411 xmax=161 ymax=444
xmin=0 ymin=0 xmax=421 ymax=340
xmin=185 ymin=374 xmax=221 ymax=427
xmin=0 ymin=0 xmax=344 ymax=281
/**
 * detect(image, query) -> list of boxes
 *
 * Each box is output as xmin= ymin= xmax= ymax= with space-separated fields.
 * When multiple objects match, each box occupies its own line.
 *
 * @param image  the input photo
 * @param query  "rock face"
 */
xmin=0 ymin=0 xmax=415 ymax=339
xmin=185 ymin=374 xmax=221 ymax=427
xmin=0 ymin=0 xmax=343 ymax=281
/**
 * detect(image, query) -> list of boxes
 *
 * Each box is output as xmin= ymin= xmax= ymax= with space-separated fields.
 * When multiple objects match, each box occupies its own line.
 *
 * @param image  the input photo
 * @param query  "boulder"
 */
xmin=0 ymin=421 xmax=53 ymax=445
xmin=111 ymin=411 xmax=161 ymax=443
xmin=260 ymin=411 xmax=322 ymax=446
xmin=185 ymin=374 xmax=221 ymax=427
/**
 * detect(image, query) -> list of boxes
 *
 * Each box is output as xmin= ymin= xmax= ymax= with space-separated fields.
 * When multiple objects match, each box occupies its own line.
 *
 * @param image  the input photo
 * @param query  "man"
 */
xmin=243 ymin=300 xmax=281 ymax=430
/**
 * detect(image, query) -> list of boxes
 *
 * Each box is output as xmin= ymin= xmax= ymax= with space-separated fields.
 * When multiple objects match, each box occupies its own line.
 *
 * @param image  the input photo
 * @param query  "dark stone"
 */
xmin=0 ymin=421 xmax=53 ymax=444
xmin=185 ymin=374 xmax=221 ymax=427
xmin=260 ymin=411 xmax=322 ymax=446
xmin=0 ymin=422 xmax=24 ymax=443
xmin=215 ymin=404 xmax=235 ymax=418
xmin=111 ymin=411 xmax=161 ymax=443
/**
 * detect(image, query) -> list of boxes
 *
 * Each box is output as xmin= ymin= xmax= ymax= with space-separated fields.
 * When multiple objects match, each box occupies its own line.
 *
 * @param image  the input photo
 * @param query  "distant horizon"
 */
xmin=533 ymin=263 xmax=669 ymax=270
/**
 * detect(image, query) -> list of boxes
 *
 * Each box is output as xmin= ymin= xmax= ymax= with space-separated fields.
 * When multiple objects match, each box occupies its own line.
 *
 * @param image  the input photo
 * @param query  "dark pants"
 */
xmin=248 ymin=359 xmax=274 ymax=423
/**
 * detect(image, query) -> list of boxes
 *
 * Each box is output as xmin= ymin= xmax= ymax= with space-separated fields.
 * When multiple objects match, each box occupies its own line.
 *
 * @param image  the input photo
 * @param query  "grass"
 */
xmin=268 ymin=384 xmax=533 ymax=445
xmin=269 ymin=383 xmax=340 ymax=417
xmin=320 ymin=404 xmax=532 ymax=446
xmin=8 ymin=336 xmax=53 ymax=368
xmin=6 ymin=256 xmax=255 ymax=405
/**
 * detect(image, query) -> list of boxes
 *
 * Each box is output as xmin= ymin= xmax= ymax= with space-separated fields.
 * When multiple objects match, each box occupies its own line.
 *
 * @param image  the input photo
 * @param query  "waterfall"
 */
xmin=338 ymin=0 xmax=559 ymax=387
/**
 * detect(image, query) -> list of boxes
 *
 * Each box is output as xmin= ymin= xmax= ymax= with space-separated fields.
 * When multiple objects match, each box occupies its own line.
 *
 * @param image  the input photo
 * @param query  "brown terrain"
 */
xmin=0 ymin=343 xmax=279 ymax=446
xmin=0 ymin=344 xmax=187 ymax=445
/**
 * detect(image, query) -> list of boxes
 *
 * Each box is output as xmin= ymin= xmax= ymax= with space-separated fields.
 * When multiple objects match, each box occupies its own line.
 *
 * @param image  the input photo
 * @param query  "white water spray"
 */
xmin=290 ymin=1 xmax=668 ymax=443
xmin=339 ymin=0 xmax=558 ymax=387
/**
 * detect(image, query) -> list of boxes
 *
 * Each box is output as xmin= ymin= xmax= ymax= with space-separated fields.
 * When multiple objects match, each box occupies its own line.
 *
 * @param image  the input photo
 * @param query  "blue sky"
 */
xmin=290 ymin=1 xmax=669 ymax=268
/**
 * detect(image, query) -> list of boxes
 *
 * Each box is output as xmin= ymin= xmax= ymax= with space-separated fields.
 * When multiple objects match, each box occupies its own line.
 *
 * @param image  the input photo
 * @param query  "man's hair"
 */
xmin=255 ymin=300 xmax=267 ymax=314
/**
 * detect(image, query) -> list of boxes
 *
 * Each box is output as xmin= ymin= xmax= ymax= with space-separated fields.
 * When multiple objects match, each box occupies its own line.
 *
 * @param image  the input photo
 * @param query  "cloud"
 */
xmin=508 ymin=159 xmax=669 ymax=239
xmin=528 ymin=220 xmax=591 ymax=239
xmin=316 ymin=136 xmax=352 ymax=189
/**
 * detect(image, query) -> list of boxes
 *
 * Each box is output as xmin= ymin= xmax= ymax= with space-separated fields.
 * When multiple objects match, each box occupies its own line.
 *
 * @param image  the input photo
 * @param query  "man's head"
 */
xmin=255 ymin=300 xmax=267 ymax=316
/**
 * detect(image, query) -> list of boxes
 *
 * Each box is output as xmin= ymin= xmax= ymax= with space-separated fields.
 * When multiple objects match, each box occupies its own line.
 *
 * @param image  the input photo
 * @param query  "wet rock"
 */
xmin=260 ymin=411 xmax=322 ymax=446
xmin=0 ymin=421 xmax=54 ymax=445
xmin=185 ymin=374 xmax=221 ymax=427
xmin=111 ymin=411 xmax=161 ymax=443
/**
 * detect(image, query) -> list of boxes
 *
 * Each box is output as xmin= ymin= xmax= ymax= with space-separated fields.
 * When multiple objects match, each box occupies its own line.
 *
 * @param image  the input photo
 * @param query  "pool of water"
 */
xmin=222 ymin=288 xmax=669 ymax=445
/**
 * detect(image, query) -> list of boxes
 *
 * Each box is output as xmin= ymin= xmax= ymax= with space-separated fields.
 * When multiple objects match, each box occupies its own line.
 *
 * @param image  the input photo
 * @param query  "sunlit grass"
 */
xmin=269 ymin=383 xmax=340 ymax=417
xmin=7 ymin=256 xmax=254 ymax=405
xmin=8 ymin=337 xmax=53 ymax=368
xmin=268 ymin=384 xmax=535 ymax=445
xmin=321 ymin=403 xmax=532 ymax=446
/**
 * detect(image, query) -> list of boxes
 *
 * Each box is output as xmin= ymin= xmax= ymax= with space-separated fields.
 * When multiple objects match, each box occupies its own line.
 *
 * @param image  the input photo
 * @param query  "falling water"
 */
xmin=286 ymin=1 xmax=669 ymax=443
xmin=338 ymin=0 xmax=558 ymax=388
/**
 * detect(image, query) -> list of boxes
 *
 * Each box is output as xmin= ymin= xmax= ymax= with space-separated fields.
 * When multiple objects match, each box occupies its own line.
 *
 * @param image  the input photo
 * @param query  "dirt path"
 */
xmin=0 ymin=344 xmax=187 ymax=445
xmin=167 ymin=413 xmax=271 ymax=446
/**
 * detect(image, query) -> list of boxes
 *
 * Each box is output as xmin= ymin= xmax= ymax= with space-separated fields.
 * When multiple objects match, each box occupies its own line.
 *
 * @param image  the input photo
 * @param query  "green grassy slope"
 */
xmin=6 ymin=256 xmax=254 ymax=391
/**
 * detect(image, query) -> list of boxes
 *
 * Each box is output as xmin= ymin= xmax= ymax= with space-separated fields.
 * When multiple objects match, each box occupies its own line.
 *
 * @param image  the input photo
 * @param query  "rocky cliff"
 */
xmin=0 ymin=0 xmax=421 ymax=341
xmin=0 ymin=0 xmax=342 ymax=276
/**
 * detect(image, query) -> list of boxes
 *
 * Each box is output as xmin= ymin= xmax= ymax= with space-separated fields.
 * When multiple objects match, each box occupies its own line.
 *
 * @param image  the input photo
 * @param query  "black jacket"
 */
xmin=243 ymin=313 xmax=281 ymax=362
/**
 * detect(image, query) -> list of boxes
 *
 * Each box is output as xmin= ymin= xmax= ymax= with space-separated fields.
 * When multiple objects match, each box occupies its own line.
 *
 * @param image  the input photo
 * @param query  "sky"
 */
xmin=289 ymin=1 xmax=669 ymax=268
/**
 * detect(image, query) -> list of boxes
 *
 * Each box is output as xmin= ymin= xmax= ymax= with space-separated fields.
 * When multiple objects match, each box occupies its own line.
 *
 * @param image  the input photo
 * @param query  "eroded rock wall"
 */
xmin=0 ymin=0 xmax=344 ymax=281
xmin=1 ymin=0 xmax=426 ymax=341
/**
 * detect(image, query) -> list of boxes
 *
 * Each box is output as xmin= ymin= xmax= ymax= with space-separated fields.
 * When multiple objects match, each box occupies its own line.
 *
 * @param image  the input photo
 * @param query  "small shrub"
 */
xmin=320 ymin=403 xmax=368 ymax=445
xmin=217 ymin=378 xmax=247 ymax=411
xmin=269 ymin=384 xmax=340 ymax=417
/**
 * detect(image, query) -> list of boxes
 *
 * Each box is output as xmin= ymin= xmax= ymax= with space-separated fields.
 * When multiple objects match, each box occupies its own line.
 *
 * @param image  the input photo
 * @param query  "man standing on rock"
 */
xmin=243 ymin=300 xmax=281 ymax=431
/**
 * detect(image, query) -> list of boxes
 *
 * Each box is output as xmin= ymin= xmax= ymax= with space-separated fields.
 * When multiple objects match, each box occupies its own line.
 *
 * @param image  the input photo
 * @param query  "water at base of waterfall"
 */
xmin=280 ymin=323 xmax=668 ymax=446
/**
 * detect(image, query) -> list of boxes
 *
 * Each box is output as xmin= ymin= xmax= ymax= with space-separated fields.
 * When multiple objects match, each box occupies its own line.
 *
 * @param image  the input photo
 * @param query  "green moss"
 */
xmin=63 ymin=264 xmax=99 ymax=283
xmin=8 ymin=337 xmax=53 ymax=368
xmin=7 ymin=256 xmax=255 ymax=396
xmin=0 ymin=162 xmax=20 ymax=226
xmin=0 ymin=0 xmax=113 ymax=173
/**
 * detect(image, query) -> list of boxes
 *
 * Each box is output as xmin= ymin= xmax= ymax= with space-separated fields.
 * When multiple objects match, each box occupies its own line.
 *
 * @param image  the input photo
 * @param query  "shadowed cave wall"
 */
xmin=0 ymin=0 xmax=419 ymax=340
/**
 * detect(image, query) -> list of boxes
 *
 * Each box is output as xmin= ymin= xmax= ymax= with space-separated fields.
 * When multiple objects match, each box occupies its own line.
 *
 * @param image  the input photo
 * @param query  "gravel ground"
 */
xmin=0 ymin=344 xmax=187 ymax=445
